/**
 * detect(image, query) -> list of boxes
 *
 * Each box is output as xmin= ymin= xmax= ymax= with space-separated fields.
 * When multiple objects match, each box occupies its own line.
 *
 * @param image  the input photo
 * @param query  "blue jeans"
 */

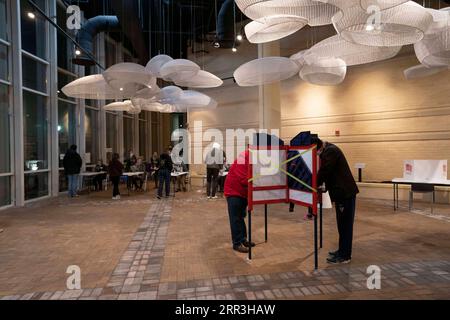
xmin=335 ymin=196 xmax=356 ymax=259
xmin=158 ymin=169 xmax=171 ymax=197
xmin=67 ymin=174 xmax=79 ymax=197
xmin=226 ymin=196 xmax=248 ymax=246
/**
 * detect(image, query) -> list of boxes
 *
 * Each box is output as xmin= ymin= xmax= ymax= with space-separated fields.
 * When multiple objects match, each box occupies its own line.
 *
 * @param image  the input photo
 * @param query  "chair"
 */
xmin=409 ymin=183 xmax=435 ymax=214
xmin=142 ymin=172 xmax=148 ymax=192
xmin=103 ymin=174 xmax=110 ymax=191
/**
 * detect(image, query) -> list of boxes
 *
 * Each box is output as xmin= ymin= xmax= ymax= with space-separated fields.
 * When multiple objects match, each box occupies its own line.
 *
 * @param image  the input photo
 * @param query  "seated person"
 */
xmin=93 ymin=160 xmax=107 ymax=191
xmin=173 ymin=161 xmax=187 ymax=192
xmin=130 ymin=157 xmax=146 ymax=191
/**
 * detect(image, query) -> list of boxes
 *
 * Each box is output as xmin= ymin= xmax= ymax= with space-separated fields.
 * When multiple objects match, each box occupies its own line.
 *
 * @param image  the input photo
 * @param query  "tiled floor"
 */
xmin=0 ymin=186 xmax=449 ymax=300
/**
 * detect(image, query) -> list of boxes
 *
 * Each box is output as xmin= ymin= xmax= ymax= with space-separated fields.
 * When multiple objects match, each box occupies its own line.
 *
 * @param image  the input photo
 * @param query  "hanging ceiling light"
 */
xmin=236 ymin=0 xmax=339 ymax=26
xmin=331 ymin=1 xmax=433 ymax=47
xmin=403 ymin=64 xmax=448 ymax=80
xmin=414 ymin=8 xmax=450 ymax=68
xmin=61 ymin=74 xmax=127 ymax=100
xmin=172 ymin=70 xmax=224 ymax=88
xmin=300 ymin=57 xmax=347 ymax=86
xmin=160 ymin=59 xmax=201 ymax=82
xmin=145 ymin=54 xmax=173 ymax=77
xmin=301 ymin=35 xmax=402 ymax=66
xmin=290 ymin=49 xmax=308 ymax=67
xmin=102 ymin=63 xmax=155 ymax=96
xmin=245 ymin=14 xmax=309 ymax=44
xmin=234 ymin=56 xmax=299 ymax=86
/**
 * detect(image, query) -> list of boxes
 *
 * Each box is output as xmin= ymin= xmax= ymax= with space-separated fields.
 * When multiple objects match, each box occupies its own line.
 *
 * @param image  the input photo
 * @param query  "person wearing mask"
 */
xmin=93 ymin=159 xmax=107 ymax=191
xmin=224 ymin=150 xmax=255 ymax=254
xmin=157 ymin=149 xmax=173 ymax=199
xmin=63 ymin=145 xmax=82 ymax=198
xmin=205 ymin=144 xmax=224 ymax=199
xmin=150 ymin=152 xmax=160 ymax=189
xmin=314 ymin=138 xmax=359 ymax=264
xmin=108 ymin=153 xmax=124 ymax=200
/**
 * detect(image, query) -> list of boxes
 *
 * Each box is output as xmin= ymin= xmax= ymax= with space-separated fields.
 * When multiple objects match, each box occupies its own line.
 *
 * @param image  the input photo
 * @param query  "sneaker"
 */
xmin=303 ymin=214 xmax=313 ymax=221
xmin=207 ymin=196 xmax=211 ymax=199
xmin=327 ymin=255 xmax=351 ymax=264
xmin=157 ymin=195 xmax=161 ymax=199
xmin=243 ymin=241 xmax=256 ymax=248
xmin=328 ymin=249 xmax=339 ymax=257
xmin=116 ymin=195 xmax=121 ymax=200
xmin=233 ymin=244 xmax=249 ymax=253
xmin=0 ymin=228 xmax=3 ymax=233
xmin=112 ymin=196 xmax=118 ymax=200
xmin=212 ymin=196 xmax=218 ymax=199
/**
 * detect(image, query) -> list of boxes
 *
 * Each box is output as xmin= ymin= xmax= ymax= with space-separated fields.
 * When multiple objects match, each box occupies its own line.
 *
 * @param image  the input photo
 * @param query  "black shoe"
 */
xmin=233 ymin=244 xmax=249 ymax=253
xmin=157 ymin=195 xmax=161 ymax=199
xmin=328 ymin=250 xmax=339 ymax=257
xmin=327 ymin=255 xmax=351 ymax=264
xmin=243 ymin=241 xmax=256 ymax=248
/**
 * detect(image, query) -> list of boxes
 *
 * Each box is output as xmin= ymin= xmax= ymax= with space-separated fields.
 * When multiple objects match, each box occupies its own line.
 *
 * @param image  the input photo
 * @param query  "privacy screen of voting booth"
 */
xmin=247 ymin=133 xmax=323 ymax=269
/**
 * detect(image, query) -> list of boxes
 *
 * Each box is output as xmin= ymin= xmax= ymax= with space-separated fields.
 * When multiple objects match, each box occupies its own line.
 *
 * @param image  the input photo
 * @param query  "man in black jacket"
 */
xmin=315 ymin=138 xmax=359 ymax=264
xmin=63 ymin=145 xmax=83 ymax=198
xmin=157 ymin=149 xmax=173 ymax=199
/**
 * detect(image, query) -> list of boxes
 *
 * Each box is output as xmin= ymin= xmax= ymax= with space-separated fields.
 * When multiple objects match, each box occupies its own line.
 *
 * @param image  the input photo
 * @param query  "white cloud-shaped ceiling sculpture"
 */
xmin=145 ymin=54 xmax=173 ymax=77
xmin=160 ymin=59 xmax=201 ymax=81
xmin=403 ymin=64 xmax=448 ymax=80
xmin=102 ymin=63 xmax=155 ymax=97
xmin=171 ymin=70 xmax=223 ymax=88
xmin=330 ymin=1 xmax=433 ymax=47
xmin=300 ymin=57 xmax=347 ymax=86
xmin=245 ymin=15 xmax=309 ymax=44
xmin=234 ymin=57 xmax=299 ymax=86
xmin=61 ymin=74 xmax=127 ymax=100
xmin=103 ymin=100 xmax=141 ymax=114
xmin=301 ymin=35 xmax=402 ymax=66
xmin=359 ymin=0 xmax=409 ymax=10
xmin=414 ymin=8 xmax=450 ymax=68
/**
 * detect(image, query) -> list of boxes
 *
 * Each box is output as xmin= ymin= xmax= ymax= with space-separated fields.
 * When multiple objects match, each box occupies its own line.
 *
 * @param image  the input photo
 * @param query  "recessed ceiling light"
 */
xmin=27 ymin=12 xmax=35 ymax=19
xmin=232 ymin=47 xmax=237 ymax=53
xmin=236 ymin=34 xmax=243 ymax=41
xmin=119 ymin=87 xmax=124 ymax=91
xmin=75 ymin=49 xmax=81 ymax=55
xmin=366 ymin=24 xmax=375 ymax=31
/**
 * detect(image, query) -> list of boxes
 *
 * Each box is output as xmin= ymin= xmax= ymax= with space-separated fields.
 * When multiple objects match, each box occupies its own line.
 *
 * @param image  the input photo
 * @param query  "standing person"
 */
xmin=205 ymin=144 xmax=223 ymax=199
xmin=224 ymin=150 xmax=255 ymax=254
xmin=150 ymin=152 xmax=160 ymax=189
xmin=315 ymin=138 xmax=359 ymax=264
xmin=93 ymin=159 xmax=107 ymax=191
xmin=63 ymin=145 xmax=82 ymax=198
xmin=157 ymin=149 xmax=173 ymax=199
xmin=108 ymin=153 xmax=124 ymax=200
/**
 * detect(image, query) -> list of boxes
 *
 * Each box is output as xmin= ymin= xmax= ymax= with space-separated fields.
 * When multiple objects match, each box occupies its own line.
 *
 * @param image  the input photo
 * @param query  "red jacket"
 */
xmin=224 ymin=150 xmax=249 ymax=199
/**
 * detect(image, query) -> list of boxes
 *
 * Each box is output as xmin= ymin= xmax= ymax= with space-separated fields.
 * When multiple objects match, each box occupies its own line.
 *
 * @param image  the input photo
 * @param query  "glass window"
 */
xmin=57 ymin=70 xmax=75 ymax=101
xmin=0 ymin=84 xmax=10 ymax=173
xmin=106 ymin=112 xmax=117 ymax=161
xmin=139 ymin=120 xmax=147 ymax=158
xmin=123 ymin=116 xmax=133 ymax=156
xmin=58 ymin=100 xmax=76 ymax=168
xmin=0 ymin=0 xmax=7 ymax=41
xmin=59 ymin=170 xmax=68 ymax=192
xmin=20 ymin=0 xmax=47 ymax=59
xmin=85 ymin=108 xmax=99 ymax=164
xmin=24 ymin=171 xmax=48 ymax=200
xmin=23 ymin=90 xmax=48 ymax=171
xmin=56 ymin=3 xmax=75 ymax=72
xmin=105 ymin=39 xmax=116 ymax=68
xmin=0 ymin=43 xmax=7 ymax=81
xmin=0 ymin=176 xmax=11 ymax=206
xmin=22 ymin=55 xmax=47 ymax=93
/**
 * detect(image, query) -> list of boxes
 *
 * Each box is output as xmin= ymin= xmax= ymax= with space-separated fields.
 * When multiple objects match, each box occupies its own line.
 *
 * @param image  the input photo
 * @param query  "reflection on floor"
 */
xmin=0 ymin=186 xmax=449 ymax=300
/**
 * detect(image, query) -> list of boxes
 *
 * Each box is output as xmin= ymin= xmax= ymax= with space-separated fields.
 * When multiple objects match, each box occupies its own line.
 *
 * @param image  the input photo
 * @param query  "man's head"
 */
xmin=70 ymin=145 xmax=77 ymax=151
xmin=312 ymin=137 xmax=323 ymax=153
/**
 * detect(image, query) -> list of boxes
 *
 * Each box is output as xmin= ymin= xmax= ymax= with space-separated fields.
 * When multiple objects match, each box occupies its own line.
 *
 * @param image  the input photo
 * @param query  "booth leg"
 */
xmin=264 ymin=204 xmax=268 ymax=243
xmin=248 ymin=210 xmax=252 ymax=260
xmin=319 ymin=202 xmax=323 ymax=249
xmin=314 ymin=214 xmax=318 ymax=270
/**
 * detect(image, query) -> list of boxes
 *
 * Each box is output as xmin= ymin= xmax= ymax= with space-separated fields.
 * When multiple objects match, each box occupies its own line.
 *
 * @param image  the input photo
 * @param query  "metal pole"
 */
xmin=314 ymin=214 xmax=318 ymax=270
xmin=319 ymin=201 xmax=323 ymax=249
xmin=264 ymin=204 xmax=268 ymax=243
xmin=248 ymin=210 xmax=252 ymax=260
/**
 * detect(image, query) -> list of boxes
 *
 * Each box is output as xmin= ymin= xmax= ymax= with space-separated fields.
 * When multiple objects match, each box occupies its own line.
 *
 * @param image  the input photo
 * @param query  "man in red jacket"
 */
xmin=224 ymin=150 xmax=255 ymax=253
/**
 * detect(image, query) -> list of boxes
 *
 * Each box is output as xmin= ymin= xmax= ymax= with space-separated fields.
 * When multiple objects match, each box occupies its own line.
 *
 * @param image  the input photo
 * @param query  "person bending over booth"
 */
xmin=224 ymin=150 xmax=255 ymax=254
xmin=315 ymin=138 xmax=359 ymax=264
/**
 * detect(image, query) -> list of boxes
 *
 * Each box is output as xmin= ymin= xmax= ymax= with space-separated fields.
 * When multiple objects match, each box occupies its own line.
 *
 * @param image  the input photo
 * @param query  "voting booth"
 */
xmin=247 ymin=133 xmax=324 ymax=269
xmin=403 ymin=160 xmax=448 ymax=182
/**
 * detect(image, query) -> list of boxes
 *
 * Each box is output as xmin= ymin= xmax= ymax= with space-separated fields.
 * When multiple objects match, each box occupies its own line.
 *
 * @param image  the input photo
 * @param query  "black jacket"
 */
xmin=318 ymin=143 xmax=359 ymax=202
xmin=63 ymin=149 xmax=82 ymax=175
xmin=108 ymin=159 xmax=124 ymax=177
xmin=159 ymin=153 xmax=173 ymax=171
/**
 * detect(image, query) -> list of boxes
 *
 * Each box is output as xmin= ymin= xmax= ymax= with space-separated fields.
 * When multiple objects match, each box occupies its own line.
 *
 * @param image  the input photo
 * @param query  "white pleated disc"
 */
xmin=403 ymin=64 xmax=448 ymax=79
xmin=145 ymin=54 xmax=173 ymax=77
xmin=234 ymin=57 xmax=300 ymax=87
xmin=62 ymin=74 xmax=126 ymax=100
xmin=103 ymin=63 xmax=154 ymax=94
xmin=103 ymin=100 xmax=133 ymax=112
xmin=360 ymin=0 xmax=409 ymax=10
xmin=303 ymin=35 xmax=401 ymax=66
xmin=300 ymin=57 xmax=347 ymax=86
xmin=290 ymin=49 xmax=308 ymax=67
xmin=160 ymin=59 xmax=201 ymax=81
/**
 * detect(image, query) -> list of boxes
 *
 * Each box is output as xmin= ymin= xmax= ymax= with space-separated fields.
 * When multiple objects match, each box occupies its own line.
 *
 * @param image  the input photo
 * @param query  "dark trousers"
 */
xmin=93 ymin=174 xmax=105 ymax=191
xmin=335 ymin=196 xmax=356 ymax=259
xmin=158 ymin=169 xmax=171 ymax=197
xmin=111 ymin=176 xmax=120 ymax=197
xmin=206 ymin=168 xmax=219 ymax=197
xmin=226 ymin=196 xmax=248 ymax=246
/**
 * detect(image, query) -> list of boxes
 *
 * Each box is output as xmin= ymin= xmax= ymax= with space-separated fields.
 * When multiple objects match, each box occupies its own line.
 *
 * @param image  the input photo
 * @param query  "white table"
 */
xmin=122 ymin=172 xmax=145 ymax=195
xmin=80 ymin=171 xmax=107 ymax=193
xmin=392 ymin=178 xmax=450 ymax=211
xmin=171 ymin=172 xmax=189 ymax=196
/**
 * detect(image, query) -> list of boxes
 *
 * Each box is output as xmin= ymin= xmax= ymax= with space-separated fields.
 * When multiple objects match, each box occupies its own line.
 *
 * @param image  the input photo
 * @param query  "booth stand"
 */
xmin=247 ymin=142 xmax=323 ymax=269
